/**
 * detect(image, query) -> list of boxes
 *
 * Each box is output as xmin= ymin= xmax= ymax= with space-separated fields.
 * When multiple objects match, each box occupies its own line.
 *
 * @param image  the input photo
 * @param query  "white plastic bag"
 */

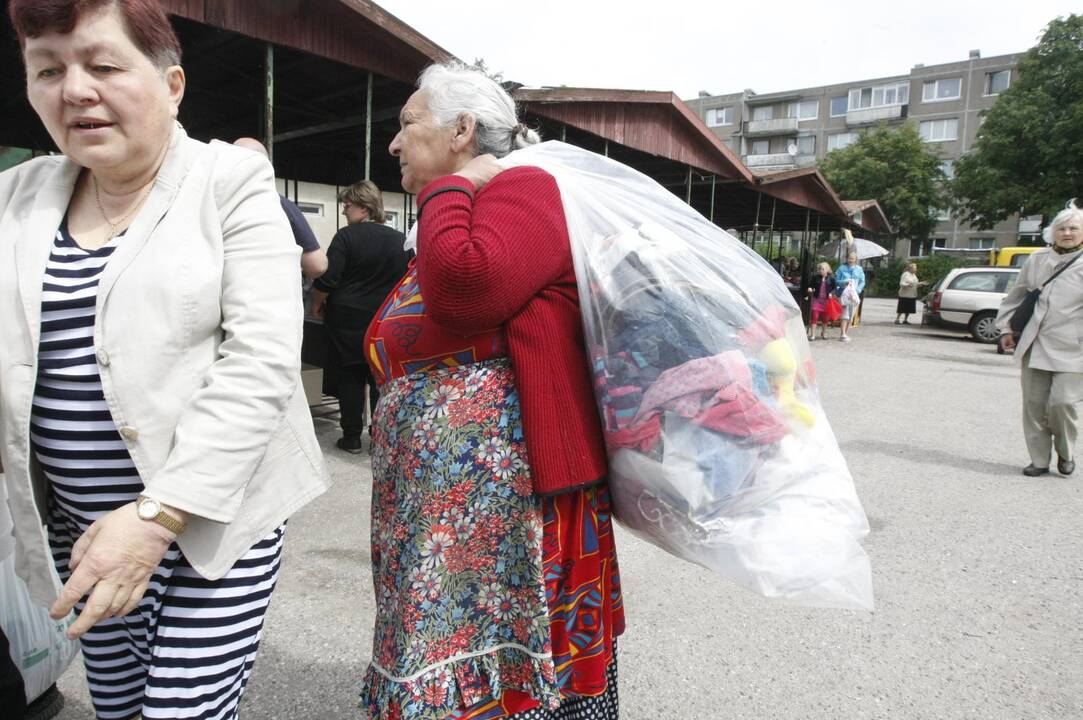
xmin=502 ymin=141 xmax=873 ymax=611
xmin=841 ymin=281 xmax=861 ymax=307
xmin=0 ymin=553 xmax=78 ymax=701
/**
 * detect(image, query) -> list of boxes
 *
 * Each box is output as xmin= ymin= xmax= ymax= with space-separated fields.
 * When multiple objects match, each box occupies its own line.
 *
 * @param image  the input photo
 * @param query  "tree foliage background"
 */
xmin=952 ymin=14 xmax=1083 ymax=228
xmin=819 ymin=123 xmax=947 ymax=247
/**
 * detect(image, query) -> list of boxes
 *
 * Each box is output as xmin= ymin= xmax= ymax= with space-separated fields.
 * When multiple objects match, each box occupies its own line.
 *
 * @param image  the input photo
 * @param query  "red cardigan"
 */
xmin=416 ymin=167 xmax=608 ymax=495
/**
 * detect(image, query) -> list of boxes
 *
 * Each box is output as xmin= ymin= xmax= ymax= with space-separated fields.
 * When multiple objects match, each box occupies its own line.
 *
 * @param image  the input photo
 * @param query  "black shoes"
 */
xmin=1057 ymin=457 xmax=1075 ymax=476
xmin=1022 ymin=464 xmax=1049 ymax=477
xmin=336 ymin=435 xmax=365 ymax=454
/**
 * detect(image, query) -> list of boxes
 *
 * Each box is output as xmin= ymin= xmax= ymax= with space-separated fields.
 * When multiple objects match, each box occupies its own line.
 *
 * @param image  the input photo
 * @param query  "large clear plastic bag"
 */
xmin=503 ymin=142 xmax=873 ymax=611
xmin=0 ymin=553 xmax=78 ymax=701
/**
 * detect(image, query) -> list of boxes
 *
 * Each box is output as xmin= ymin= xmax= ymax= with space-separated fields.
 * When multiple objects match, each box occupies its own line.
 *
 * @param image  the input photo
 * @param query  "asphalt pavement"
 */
xmin=50 ymin=298 xmax=1083 ymax=719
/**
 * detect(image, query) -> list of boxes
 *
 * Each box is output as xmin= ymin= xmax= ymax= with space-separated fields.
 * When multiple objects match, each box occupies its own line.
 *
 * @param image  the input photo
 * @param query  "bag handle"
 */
xmin=1039 ymin=250 xmax=1083 ymax=290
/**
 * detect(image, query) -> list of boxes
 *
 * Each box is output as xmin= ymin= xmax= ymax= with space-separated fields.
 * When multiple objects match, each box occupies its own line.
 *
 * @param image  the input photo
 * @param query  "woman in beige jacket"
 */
xmin=895 ymin=263 xmax=923 ymax=324
xmin=0 ymin=1 xmax=328 ymax=717
xmin=996 ymin=202 xmax=1083 ymax=477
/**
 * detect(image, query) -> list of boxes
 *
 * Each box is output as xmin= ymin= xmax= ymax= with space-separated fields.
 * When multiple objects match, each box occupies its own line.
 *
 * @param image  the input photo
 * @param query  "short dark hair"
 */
xmin=338 ymin=180 xmax=387 ymax=224
xmin=8 ymin=0 xmax=182 ymax=68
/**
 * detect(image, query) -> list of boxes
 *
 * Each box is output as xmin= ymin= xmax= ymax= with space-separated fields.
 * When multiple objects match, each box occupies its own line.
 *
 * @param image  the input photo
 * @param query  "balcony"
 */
xmin=744 ymin=117 xmax=800 ymax=136
xmin=846 ymin=104 xmax=907 ymax=126
xmin=745 ymin=152 xmax=803 ymax=170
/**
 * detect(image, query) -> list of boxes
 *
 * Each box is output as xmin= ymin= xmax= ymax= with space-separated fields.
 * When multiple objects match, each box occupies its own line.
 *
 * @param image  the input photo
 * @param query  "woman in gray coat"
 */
xmin=997 ymin=201 xmax=1083 ymax=476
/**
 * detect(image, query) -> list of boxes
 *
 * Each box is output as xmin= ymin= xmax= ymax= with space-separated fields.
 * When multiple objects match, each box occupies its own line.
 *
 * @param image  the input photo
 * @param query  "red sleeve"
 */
xmin=415 ymin=166 xmax=569 ymax=335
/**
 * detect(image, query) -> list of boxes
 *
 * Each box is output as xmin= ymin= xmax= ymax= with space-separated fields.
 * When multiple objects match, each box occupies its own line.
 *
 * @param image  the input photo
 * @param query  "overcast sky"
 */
xmin=376 ymin=0 xmax=1077 ymax=99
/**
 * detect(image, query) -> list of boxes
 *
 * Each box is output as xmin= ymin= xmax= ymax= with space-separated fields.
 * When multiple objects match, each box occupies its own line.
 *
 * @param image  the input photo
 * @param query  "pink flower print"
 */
xmin=492 ymin=448 xmax=524 ymax=481
xmin=475 ymin=436 xmax=505 ymax=467
xmin=424 ymin=382 xmax=463 ymax=418
xmin=421 ymin=528 xmax=455 ymax=568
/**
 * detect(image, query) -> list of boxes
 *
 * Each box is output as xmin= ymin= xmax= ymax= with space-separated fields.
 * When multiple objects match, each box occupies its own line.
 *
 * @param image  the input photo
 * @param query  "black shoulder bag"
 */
xmin=1009 ymin=251 xmax=1083 ymax=337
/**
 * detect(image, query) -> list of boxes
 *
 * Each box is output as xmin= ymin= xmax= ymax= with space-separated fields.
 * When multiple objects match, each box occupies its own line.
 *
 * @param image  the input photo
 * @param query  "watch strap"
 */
xmin=137 ymin=496 xmax=187 ymax=535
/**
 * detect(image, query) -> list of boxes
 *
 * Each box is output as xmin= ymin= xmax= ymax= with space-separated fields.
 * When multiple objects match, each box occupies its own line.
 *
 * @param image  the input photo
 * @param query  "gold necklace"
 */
xmin=92 ymin=175 xmax=154 ymax=239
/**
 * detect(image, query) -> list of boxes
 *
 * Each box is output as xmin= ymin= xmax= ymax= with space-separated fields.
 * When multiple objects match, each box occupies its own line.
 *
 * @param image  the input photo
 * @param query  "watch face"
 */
xmin=137 ymin=498 xmax=159 ymax=520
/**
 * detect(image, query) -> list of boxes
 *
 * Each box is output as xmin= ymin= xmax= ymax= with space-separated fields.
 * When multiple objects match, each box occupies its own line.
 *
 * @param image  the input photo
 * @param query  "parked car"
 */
xmin=922 ymin=267 xmax=1019 ymax=343
xmin=989 ymin=246 xmax=1042 ymax=268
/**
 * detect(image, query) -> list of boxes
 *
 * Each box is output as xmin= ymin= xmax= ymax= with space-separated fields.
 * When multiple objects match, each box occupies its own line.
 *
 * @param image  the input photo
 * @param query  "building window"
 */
xmin=750 ymin=139 xmax=770 ymax=155
xmin=921 ymin=77 xmax=962 ymax=102
xmin=936 ymin=207 xmax=951 ymax=221
xmin=940 ymin=160 xmax=955 ymax=179
xmin=849 ymin=81 xmax=909 ymax=110
xmin=297 ymin=201 xmax=324 ymax=216
xmin=986 ymin=70 xmax=1010 ymax=95
xmin=707 ymin=106 xmax=733 ymax=127
xmin=752 ymin=105 xmax=774 ymax=121
xmin=786 ymin=100 xmax=819 ymax=120
xmin=796 ymin=135 xmax=815 ymax=155
xmin=829 ymin=95 xmax=848 ymax=117
xmin=920 ymin=118 xmax=958 ymax=142
xmin=827 ymin=132 xmax=858 ymax=151
xmin=968 ymin=237 xmax=996 ymax=250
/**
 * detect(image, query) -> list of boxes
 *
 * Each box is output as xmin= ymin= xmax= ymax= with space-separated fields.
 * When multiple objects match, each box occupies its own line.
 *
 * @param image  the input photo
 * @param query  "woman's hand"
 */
xmin=454 ymin=154 xmax=503 ymax=191
xmin=999 ymin=333 xmax=1016 ymax=353
xmin=50 ymin=502 xmax=178 ymax=638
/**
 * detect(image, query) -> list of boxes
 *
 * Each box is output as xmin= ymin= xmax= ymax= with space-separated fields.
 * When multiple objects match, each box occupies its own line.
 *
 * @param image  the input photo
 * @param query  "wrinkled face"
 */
xmin=847 ymin=253 xmax=858 ymax=265
xmin=342 ymin=201 xmax=369 ymax=225
xmin=907 ymin=264 xmax=917 ymax=273
xmin=1053 ymin=218 xmax=1083 ymax=249
xmin=389 ymin=89 xmax=462 ymax=194
xmin=23 ymin=4 xmax=184 ymax=176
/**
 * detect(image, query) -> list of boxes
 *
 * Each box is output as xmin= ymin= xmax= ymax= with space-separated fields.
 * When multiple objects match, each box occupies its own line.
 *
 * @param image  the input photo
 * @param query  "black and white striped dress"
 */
xmin=31 ymin=223 xmax=284 ymax=720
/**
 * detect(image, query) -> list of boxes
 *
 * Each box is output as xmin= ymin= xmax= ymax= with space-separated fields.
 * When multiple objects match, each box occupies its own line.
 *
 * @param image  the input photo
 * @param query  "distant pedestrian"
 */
xmin=311 ymin=180 xmax=409 ymax=453
xmin=895 ymin=262 xmax=924 ymax=324
xmin=805 ymin=261 xmax=837 ymax=340
xmin=997 ymin=201 xmax=1083 ymax=477
xmin=835 ymin=252 xmax=865 ymax=342
xmin=233 ymin=137 xmax=328 ymax=279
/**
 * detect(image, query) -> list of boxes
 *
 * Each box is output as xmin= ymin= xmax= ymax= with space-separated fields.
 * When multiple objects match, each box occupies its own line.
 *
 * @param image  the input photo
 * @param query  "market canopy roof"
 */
xmin=842 ymin=200 xmax=894 ymax=235
xmin=0 ymin=0 xmax=457 ymax=188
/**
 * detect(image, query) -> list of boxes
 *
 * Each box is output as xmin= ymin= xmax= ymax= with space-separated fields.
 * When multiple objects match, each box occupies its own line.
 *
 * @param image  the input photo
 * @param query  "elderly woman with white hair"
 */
xmin=997 ymin=201 xmax=1083 ymax=477
xmin=358 ymin=64 xmax=624 ymax=719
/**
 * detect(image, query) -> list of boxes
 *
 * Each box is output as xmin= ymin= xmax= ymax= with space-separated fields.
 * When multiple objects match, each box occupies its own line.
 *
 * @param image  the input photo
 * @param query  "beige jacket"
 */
xmin=995 ymin=247 xmax=1083 ymax=372
xmin=898 ymin=271 xmax=919 ymax=299
xmin=0 ymin=126 xmax=330 ymax=606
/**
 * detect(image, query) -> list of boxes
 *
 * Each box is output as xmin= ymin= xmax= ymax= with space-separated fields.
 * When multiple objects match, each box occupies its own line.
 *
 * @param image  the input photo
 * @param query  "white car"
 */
xmin=922 ymin=267 xmax=1019 ymax=343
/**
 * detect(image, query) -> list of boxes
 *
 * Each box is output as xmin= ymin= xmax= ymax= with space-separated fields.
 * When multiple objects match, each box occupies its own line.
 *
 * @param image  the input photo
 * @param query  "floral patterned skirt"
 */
xmin=361 ymin=359 xmax=561 ymax=720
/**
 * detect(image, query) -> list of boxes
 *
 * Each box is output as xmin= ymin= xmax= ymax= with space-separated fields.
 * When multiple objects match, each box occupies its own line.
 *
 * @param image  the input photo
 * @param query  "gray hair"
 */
xmin=1043 ymin=199 xmax=1083 ymax=244
xmin=417 ymin=64 xmax=541 ymax=158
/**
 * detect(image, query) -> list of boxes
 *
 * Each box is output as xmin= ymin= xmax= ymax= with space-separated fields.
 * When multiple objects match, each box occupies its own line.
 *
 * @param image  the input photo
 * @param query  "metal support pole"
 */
xmin=753 ymin=192 xmax=762 ymax=250
xmin=685 ymin=166 xmax=693 ymax=205
xmin=561 ymin=123 xmax=567 ymax=142
xmin=766 ymin=197 xmax=777 ymax=263
xmin=364 ymin=71 xmax=373 ymax=180
xmin=603 ymin=139 xmax=609 ymax=158
xmin=263 ymin=44 xmax=274 ymax=164
xmin=709 ymin=175 xmax=716 ymax=223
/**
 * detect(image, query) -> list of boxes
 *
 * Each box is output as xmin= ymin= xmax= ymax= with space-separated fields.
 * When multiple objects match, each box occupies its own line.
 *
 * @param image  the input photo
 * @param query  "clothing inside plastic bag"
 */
xmin=502 ymin=141 xmax=874 ymax=611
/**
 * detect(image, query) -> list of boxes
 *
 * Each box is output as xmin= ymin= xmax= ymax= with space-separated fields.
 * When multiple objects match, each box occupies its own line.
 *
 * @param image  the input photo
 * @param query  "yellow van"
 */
xmin=989 ymin=246 xmax=1041 ymax=268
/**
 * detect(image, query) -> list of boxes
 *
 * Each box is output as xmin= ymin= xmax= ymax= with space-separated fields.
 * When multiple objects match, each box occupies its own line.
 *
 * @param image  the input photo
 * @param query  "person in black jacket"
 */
xmin=805 ymin=261 xmax=838 ymax=341
xmin=313 ymin=181 xmax=409 ymax=453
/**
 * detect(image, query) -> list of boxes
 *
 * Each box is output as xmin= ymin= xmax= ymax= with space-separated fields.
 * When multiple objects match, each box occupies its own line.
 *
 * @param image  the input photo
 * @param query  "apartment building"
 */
xmin=686 ymin=51 xmax=1035 ymax=255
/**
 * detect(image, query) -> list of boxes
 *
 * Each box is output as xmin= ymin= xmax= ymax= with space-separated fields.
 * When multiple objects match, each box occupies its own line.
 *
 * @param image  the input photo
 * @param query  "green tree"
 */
xmin=466 ymin=58 xmax=503 ymax=83
xmin=820 ymin=123 xmax=947 ymax=251
xmin=952 ymin=14 xmax=1083 ymax=228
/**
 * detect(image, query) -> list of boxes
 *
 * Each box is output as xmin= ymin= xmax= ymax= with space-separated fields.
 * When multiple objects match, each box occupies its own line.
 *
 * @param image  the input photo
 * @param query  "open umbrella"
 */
xmin=820 ymin=237 xmax=889 ymax=262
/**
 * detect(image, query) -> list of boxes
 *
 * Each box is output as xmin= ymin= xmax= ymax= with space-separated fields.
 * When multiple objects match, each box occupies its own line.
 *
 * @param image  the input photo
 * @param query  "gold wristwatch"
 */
xmin=136 ymin=495 xmax=187 ymax=535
